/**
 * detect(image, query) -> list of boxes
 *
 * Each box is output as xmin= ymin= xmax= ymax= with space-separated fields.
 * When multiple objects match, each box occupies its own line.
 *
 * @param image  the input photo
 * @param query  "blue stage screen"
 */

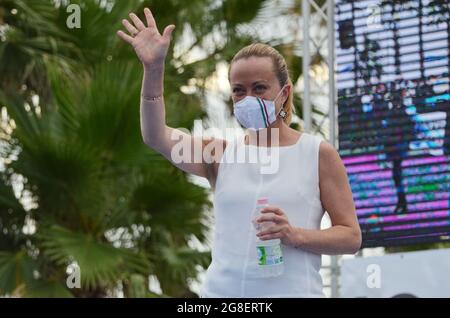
xmin=335 ymin=0 xmax=450 ymax=247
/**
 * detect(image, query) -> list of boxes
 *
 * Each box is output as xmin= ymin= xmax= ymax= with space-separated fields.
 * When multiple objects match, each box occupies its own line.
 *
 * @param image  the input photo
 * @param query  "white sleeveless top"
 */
xmin=200 ymin=132 xmax=326 ymax=298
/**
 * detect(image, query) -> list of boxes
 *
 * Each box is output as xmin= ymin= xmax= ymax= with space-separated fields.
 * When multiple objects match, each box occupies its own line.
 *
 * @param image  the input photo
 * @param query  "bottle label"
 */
xmin=256 ymin=244 xmax=283 ymax=266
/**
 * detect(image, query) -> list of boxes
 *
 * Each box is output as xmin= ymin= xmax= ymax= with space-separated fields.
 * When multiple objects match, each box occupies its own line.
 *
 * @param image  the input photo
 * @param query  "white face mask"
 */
xmin=233 ymin=86 xmax=287 ymax=130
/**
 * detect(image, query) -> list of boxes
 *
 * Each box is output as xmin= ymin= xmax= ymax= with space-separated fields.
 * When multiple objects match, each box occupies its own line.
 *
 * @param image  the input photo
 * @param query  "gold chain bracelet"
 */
xmin=141 ymin=94 xmax=163 ymax=102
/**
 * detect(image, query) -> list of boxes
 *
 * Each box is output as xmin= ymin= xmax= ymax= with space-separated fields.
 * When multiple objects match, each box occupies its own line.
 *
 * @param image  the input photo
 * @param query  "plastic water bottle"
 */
xmin=252 ymin=197 xmax=284 ymax=277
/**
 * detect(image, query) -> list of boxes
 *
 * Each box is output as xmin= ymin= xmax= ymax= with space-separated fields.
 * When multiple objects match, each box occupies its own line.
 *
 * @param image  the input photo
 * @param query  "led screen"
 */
xmin=335 ymin=0 xmax=450 ymax=247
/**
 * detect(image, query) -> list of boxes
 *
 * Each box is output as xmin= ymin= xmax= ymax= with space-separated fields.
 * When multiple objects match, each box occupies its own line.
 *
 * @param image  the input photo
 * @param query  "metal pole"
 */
xmin=328 ymin=0 xmax=336 ymax=147
xmin=302 ymin=0 xmax=312 ymax=132
xmin=327 ymin=0 xmax=340 ymax=299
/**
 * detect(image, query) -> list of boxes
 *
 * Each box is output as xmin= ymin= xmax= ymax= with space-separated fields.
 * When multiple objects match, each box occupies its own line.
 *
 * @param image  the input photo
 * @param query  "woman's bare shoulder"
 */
xmin=202 ymin=137 xmax=229 ymax=190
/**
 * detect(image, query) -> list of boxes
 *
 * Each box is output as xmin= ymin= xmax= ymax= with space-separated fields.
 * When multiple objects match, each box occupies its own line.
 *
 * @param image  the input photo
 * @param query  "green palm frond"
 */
xmin=11 ymin=138 xmax=101 ymax=223
xmin=220 ymin=0 xmax=266 ymax=27
xmin=38 ymin=225 xmax=151 ymax=291
xmin=0 ymin=0 xmax=144 ymax=106
xmin=129 ymin=168 xmax=211 ymax=242
xmin=0 ymin=0 xmax=82 ymax=101
xmin=0 ymin=250 xmax=35 ymax=294
xmin=160 ymin=246 xmax=211 ymax=280
xmin=25 ymin=280 xmax=74 ymax=298
xmin=126 ymin=273 xmax=147 ymax=298
xmin=0 ymin=172 xmax=28 ymax=251
xmin=0 ymin=91 xmax=43 ymax=144
xmin=153 ymin=244 xmax=211 ymax=297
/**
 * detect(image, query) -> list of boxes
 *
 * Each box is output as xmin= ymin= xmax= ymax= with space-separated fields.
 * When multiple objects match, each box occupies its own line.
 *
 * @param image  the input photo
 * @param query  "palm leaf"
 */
xmin=38 ymin=225 xmax=151 ymax=291
xmin=0 ymin=250 xmax=35 ymax=294
xmin=25 ymin=280 xmax=74 ymax=298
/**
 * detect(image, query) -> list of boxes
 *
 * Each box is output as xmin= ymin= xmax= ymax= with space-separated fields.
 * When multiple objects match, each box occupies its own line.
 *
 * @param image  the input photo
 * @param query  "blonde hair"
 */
xmin=229 ymin=43 xmax=295 ymax=125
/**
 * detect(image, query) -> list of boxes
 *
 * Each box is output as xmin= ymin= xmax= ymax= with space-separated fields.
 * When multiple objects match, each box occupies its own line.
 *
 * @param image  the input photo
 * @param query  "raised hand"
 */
xmin=117 ymin=8 xmax=175 ymax=67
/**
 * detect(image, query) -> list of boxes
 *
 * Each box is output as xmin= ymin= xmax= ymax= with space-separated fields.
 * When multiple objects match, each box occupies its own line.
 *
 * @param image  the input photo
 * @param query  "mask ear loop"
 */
xmin=274 ymin=85 xmax=288 ymax=119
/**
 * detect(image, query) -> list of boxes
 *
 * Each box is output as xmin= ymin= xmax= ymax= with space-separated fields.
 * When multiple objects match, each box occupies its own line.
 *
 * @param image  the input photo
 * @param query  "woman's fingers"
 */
xmin=116 ymin=30 xmax=133 ymax=44
xmin=129 ymin=12 xmax=146 ymax=31
xmin=258 ymin=232 xmax=283 ymax=241
xmin=162 ymin=24 xmax=176 ymax=41
xmin=122 ymin=19 xmax=138 ymax=36
xmin=257 ymin=214 xmax=282 ymax=224
xmin=257 ymin=226 xmax=282 ymax=237
xmin=144 ymin=8 xmax=157 ymax=29
xmin=261 ymin=206 xmax=284 ymax=216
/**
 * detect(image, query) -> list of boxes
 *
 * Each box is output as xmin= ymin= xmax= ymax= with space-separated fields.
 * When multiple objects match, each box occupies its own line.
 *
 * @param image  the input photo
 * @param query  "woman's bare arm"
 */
xmin=117 ymin=8 xmax=226 ymax=181
xmin=295 ymin=141 xmax=362 ymax=255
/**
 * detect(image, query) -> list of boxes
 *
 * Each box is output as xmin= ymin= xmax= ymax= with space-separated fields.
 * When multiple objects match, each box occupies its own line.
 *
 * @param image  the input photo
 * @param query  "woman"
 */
xmin=117 ymin=8 xmax=362 ymax=298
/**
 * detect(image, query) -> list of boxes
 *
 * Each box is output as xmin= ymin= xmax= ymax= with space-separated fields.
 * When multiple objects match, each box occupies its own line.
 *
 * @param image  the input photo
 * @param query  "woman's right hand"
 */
xmin=117 ymin=8 xmax=175 ymax=67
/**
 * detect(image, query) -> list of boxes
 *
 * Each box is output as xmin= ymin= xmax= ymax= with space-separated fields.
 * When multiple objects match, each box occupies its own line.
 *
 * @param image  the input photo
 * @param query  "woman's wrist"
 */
xmin=142 ymin=63 xmax=165 ymax=100
xmin=292 ymin=227 xmax=307 ymax=249
xmin=143 ymin=62 xmax=165 ymax=74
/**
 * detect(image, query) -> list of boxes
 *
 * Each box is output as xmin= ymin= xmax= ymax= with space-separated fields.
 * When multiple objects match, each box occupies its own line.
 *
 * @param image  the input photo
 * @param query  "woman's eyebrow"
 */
xmin=251 ymin=80 xmax=269 ymax=86
xmin=231 ymin=80 xmax=269 ymax=87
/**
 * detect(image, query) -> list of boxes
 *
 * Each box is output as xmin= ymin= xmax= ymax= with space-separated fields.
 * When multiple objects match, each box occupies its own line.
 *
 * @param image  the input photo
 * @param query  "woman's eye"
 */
xmin=233 ymin=88 xmax=244 ymax=94
xmin=255 ymin=85 xmax=266 ymax=92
